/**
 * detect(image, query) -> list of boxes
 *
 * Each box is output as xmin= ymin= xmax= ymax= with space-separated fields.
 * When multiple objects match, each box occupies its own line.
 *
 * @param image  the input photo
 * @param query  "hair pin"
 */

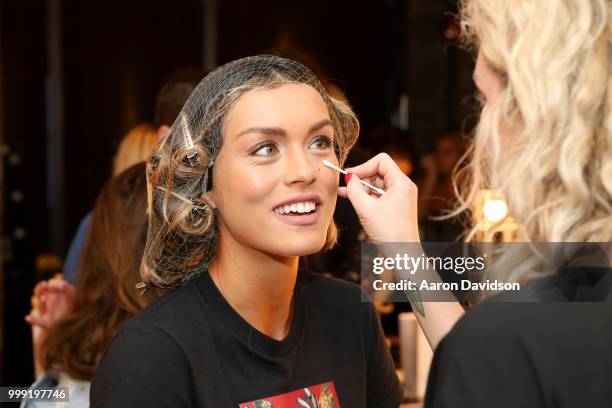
xmin=181 ymin=113 xmax=200 ymax=166
xmin=156 ymin=186 xmax=209 ymax=211
xmin=150 ymin=155 xmax=161 ymax=169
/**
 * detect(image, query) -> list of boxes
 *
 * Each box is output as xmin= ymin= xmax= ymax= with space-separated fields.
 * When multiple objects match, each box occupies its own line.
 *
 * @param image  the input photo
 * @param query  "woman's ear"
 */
xmin=204 ymin=191 xmax=218 ymax=210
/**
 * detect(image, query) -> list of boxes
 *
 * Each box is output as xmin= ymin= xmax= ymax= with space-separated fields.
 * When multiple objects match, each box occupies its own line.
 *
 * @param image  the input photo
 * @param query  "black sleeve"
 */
xmin=424 ymin=303 xmax=545 ymax=408
xmin=91 ymin=319 xmax=195 ymax=408
xmin=361 ymin=298 xmax=404 ymax=408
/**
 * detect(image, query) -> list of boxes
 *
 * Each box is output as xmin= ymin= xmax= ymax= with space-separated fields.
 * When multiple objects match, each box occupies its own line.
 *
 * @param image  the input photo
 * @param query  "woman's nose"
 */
xmin=282 ymin=148 xmax=317 ymax=186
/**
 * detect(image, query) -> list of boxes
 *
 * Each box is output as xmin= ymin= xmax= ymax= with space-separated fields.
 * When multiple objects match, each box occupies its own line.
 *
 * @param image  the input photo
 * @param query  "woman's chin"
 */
xmin=268 ymin=237 xmax=328 ymax=257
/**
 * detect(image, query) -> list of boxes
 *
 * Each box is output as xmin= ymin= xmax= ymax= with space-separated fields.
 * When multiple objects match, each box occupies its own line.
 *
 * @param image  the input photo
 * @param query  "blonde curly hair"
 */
xmin=454 ymin=0 xmax=612 ymax=249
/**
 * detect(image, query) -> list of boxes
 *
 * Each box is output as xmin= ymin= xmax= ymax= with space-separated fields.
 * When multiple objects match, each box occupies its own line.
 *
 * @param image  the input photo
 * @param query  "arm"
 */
xmin=338 ymin=153 xmax=464 ymax=350
xmin=25 ymin=277 xmax=76 ymax=375
xmin=411 ymin=298 xmax=465 ymax=351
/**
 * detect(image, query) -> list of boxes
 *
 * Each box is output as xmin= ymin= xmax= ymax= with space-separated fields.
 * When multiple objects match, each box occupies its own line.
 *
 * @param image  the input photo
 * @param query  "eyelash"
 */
xmin=249 ymin=135 xmax=333 ymax=156
xmin=310 ymin=135 xmax=333 ymax=150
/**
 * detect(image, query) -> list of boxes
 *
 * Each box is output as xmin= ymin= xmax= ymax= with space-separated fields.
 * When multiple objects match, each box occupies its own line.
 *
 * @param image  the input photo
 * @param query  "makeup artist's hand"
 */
xmin=338 ymin=153 xmax=420 ymax=243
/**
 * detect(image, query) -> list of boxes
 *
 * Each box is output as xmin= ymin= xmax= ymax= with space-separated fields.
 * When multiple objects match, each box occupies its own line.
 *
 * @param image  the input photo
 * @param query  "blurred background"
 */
xmin=1 ymin=0 xmax=478 ymax=387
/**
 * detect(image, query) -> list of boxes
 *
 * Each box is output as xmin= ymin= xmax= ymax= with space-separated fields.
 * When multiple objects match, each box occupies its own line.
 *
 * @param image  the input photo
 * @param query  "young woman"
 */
xmin=91 ymin=55 xmax=410 ymax=407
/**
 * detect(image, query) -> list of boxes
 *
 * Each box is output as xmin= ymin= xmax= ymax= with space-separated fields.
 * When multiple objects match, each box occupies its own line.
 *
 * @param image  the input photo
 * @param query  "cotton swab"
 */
xmin=322 ymin=160 xmax=385 ymax=195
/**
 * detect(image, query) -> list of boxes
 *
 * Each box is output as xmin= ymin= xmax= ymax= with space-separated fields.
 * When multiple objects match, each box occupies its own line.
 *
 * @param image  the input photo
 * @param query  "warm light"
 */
xmin=483 ymin=199 xmax=508 ymax=223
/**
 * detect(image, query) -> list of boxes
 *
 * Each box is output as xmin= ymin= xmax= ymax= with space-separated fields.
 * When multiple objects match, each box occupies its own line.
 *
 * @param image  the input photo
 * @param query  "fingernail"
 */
xmin=344 ymin=173 xmax=352 ymax=184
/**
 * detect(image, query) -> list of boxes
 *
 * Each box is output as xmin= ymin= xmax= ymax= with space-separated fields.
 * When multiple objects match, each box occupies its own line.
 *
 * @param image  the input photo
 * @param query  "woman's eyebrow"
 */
xmin=235 ymin=118 xmax=333 ymax=139
xmin=236 ymin=127 xmax=287 ymax=138
xmin=309 ymin=118 xmax=333 ymax=132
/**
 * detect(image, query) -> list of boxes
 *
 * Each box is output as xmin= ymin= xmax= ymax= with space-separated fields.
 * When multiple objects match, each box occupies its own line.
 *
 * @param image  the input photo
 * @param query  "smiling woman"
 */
xmin=90 ymin=55 xmax=404 ymax=408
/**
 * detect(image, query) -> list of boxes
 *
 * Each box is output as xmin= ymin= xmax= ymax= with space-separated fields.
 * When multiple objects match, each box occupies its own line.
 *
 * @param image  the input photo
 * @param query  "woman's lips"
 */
xmin=272 ymin=203 xmax=322 ymax=226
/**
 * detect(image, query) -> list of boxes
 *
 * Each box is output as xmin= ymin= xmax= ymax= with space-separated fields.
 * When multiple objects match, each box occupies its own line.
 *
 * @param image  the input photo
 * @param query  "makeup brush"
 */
xmin=322 ymin=160 xmax=386 ymax=195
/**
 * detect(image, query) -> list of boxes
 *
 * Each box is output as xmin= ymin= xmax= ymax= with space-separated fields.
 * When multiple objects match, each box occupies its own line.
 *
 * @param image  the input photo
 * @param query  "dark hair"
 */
xmin=40 ymin=163 xmax=161 ymax=380
xmin=154 ymin=68 xmax=209 ymax=127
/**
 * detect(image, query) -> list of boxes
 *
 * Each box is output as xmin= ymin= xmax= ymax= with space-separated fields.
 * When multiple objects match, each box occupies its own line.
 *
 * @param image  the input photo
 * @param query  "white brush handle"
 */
xmin=322 ymin=160 xmax=385 ymax=195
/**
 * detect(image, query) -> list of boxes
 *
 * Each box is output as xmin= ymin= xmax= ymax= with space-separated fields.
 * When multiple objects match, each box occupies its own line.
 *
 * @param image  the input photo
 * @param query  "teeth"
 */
xmin=274 ymin=201 xmax=317 ymax=214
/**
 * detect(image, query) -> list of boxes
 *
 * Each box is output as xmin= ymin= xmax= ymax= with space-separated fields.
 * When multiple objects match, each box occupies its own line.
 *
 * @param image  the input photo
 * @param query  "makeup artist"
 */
xmin=339 ymin=0 xmax=612 ymax=406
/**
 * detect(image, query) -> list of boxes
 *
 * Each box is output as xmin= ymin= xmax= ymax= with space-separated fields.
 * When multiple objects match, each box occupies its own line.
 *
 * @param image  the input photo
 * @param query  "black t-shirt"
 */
xmin=425 ymin=267 xmax=612 ymax=408
xmin=91 ymin=269 xmax=403 ymax=407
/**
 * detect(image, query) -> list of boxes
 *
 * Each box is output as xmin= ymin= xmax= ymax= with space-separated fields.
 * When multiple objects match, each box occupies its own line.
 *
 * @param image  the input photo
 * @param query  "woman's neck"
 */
xmin=208 ymin=226 xmax=299 ymax=341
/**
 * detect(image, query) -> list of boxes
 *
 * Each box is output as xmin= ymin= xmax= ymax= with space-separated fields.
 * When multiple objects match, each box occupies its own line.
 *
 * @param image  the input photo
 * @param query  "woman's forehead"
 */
xmin=224 ymin=83 xmax=331 ymax=135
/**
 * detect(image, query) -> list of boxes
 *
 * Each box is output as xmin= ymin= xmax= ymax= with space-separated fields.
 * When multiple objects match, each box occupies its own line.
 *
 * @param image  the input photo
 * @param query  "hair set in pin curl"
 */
xmin=140 ymin=55 xmax=360 ymax=290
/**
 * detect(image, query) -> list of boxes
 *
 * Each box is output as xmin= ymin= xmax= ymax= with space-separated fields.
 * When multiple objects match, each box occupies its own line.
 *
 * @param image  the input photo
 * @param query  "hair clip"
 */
xmin=189 ymin=203 xmax=209 ymax=227
xmin=135 ymin=282 xmax=149 ymax=295
xmin=200 ymin=158 xmax=215 ymax=193
xmin=183 ymin=152 xmax=200 ymax=167
xmin=181 ymin=113 xmax=200 ymax=167
xmin=150 ymin=155 xmax=161 ymax=169
xmin=156 ymin=186 xmax=208 ymax=212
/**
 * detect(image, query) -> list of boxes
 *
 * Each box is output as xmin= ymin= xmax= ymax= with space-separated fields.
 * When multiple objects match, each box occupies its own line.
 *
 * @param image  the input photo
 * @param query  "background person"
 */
xmin=22 ymin=163 xmax=160 ymax=407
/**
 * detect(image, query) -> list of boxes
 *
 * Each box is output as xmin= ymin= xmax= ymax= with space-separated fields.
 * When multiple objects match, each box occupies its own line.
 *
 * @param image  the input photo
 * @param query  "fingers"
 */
xmin=47 ymin=279 xmax=64 ymax=290
xmin=338 ymin=177 xmax=385 ymax=200
xmin=26 ymin=278 xmax=75 ymax=331
xmin=345 ymin=153 xmax=405 ymax=189
xmin=346 ymin=173 xmax=377 ymax=211
xmin=33 ymin=281 xmax=47 ymax=298
xmin=25 ymin=313 xmax=46 ymax=329
xmin=63 ymin=282 xmax=76 ymax=302
xmin=32 ymin=278 xmax=72 ymax=313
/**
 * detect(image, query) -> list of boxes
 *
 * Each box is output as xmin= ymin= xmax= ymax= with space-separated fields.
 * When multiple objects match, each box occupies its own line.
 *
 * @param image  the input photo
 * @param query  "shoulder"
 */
xmin=447 ymin=280 xmax=583 ymax=348
xmin=96 ymin=317 xmax=187 ymax=371
xmin=94 ymin=281 xmax=203 ymax=375
xmin=436 ymin=292 xmax=566 ymax=379
xmin=91 ymin=280 xmax=209 ymax=407
xmin=133 ymin=276 xmax=204 ymax=332
xmin=91 ymin=317 xmax=192 ymax=406
xmin=443 ymin=296 xmax=529 ymax=351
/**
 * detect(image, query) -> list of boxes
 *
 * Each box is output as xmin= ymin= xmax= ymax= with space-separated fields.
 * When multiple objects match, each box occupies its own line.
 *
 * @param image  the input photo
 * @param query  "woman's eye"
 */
xmin=309 ymin=135 xmax=332 ymax=150
xmin=252 ymin=142 xmax=279 ymax=157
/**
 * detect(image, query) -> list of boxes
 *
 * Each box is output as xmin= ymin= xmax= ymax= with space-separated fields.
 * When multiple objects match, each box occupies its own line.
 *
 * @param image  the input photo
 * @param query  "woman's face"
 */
xmin=209 ymin=83 xmax=339 ymax=257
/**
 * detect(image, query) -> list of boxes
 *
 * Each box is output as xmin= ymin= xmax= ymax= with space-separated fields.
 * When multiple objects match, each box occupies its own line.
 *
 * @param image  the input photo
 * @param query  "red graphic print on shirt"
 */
xmin=239 ymin=381 xmax=340 ymax=408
